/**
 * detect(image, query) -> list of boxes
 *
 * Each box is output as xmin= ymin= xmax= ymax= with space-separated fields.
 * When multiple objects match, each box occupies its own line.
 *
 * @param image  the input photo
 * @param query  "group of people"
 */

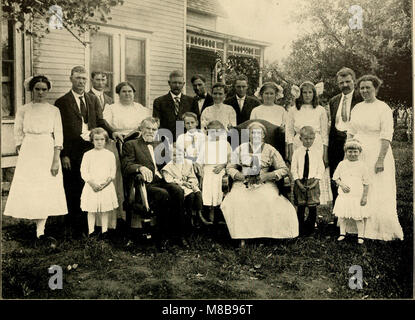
xmin=4 ymin=65 xmax=404 ymax=251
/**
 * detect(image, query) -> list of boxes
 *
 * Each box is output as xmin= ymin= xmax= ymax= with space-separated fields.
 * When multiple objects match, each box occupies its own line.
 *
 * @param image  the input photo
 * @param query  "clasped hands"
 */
xmin=88 ymin=177 xmax=112 ymax=192
xmin=234 ymin=171 xmax=275 ymax=183
xmin=296 ymin=180 xmax=318 ymax=193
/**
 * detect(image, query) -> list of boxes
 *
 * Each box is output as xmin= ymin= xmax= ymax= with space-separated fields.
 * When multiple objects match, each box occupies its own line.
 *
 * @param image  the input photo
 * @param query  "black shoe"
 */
xmin=99 ymin=232 xmax=108 ymax=240
xmin=88 ymin=230 xmax=100 ymax=238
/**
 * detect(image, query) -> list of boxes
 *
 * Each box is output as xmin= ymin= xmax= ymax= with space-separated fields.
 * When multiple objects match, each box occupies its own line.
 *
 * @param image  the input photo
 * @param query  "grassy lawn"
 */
xmin=1 ymin=141 xmax=413 ymax=299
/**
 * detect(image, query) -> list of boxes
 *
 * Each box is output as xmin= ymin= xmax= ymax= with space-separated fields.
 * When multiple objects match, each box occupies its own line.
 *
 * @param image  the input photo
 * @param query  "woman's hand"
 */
xmin=213 ymin=164 xmax=225 ymax=174
xmin=234 ymin=172 xmax=245 ymax=181
xmin=113 ymin=132 xmax=124 ymax=142
xmin=375 ymin=158 xmax=384 ymax=174
xmin=259 ymin=172 xmax=274 ymax=183
xmin=50 ymin=159 xmax=59 ymax=176
xmin=360 ymin=196 xmax=367 ymax=206
xmin=61 ymin=156 xmax=71 ymax=170
xmin=339 ymin=182 xmax=350 ymax=193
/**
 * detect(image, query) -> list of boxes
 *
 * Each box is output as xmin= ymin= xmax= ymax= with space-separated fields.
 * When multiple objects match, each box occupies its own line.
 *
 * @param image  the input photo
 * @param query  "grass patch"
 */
xmin=1 ymin=141 xmax=413 ymax=299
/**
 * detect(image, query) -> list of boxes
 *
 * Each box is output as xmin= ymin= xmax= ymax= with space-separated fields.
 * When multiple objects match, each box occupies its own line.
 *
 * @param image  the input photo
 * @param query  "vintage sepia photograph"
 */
xmin=1 ymin=0 xmax=413 ymax=305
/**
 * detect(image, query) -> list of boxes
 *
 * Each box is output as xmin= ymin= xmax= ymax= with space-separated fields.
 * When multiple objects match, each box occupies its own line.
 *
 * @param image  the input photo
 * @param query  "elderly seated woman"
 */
xmin=220 ymin=121 xmax=299 ymax=247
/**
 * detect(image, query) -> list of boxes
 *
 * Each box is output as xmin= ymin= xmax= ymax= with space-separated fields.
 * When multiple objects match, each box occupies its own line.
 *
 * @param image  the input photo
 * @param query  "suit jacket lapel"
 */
xmin=138 ymin=137 xmax=155 ymax=172
xmin=67 ymin=91 xmax=82 ymax=120
xmin=333 ymin=94 xmax=342 ymax=116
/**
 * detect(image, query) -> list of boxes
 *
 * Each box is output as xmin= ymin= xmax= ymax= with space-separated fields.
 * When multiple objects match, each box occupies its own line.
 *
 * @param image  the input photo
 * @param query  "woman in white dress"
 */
xmin=221 ymin=122 xmax=298 ymax=247
xmin=103 ymin=81 xmax=151 ymax=229
xmin=286 ymin=81 xmax=332 ymax=205
xmin=201 ymin=83 xmax=236 ymax=131
xmin=4 ymin=76 xmax=67 ymax=239
xmin=250 ymin=82 xmax=287 ymax=127
xmin=348 ymin=75 xmax=403 ymax=241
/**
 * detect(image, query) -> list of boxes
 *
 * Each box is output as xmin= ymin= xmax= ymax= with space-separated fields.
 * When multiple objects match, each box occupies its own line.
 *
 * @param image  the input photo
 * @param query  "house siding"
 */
xmin=187 ymin=10 xmax=217 ymax=30
xmin=32 ymin=0 xmax=186 ymax=108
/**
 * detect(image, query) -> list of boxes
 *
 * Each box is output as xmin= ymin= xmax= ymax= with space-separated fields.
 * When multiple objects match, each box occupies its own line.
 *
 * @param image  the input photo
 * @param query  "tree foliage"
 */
xmin=279 ymin=0 xmax=411 ymax=105
xmin=3 ymin=0 xmax=124 ymax=38
xmin=216 ymin=53 xmax=260 ymax=97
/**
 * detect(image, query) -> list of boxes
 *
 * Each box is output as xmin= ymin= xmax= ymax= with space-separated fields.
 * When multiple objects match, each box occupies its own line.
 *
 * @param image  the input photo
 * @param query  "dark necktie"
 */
xmin=303 ymin=149 xmax=309 ymax=180
xmin=341 ymin=95 xmax=348 ymax=122
xmin=174 ymin=97 xmax=180 ymax=116
xmin=79 ymin=96 xmax=88 ymax=124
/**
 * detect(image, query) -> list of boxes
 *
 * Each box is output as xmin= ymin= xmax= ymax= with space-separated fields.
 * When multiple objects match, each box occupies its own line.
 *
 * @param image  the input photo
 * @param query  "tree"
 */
xmin=3 ymin=0 xmax=124 ymax=39
xmin=280 ymin=0 xmax=411 ymax=105
xmin=215 ymin=53 xmax=260 ymax=97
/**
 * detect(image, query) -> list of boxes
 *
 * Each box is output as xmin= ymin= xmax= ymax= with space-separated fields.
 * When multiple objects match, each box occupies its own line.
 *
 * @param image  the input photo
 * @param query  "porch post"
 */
xmin=259 ymin=47 xmax=265 ymax=87
xmin=223 ymin=39 xmax=229 ymax=84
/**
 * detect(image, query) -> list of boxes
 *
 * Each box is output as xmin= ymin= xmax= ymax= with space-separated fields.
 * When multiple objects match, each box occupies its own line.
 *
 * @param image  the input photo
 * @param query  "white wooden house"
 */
xmin=1 ymin=0 xmax=268 ymax=176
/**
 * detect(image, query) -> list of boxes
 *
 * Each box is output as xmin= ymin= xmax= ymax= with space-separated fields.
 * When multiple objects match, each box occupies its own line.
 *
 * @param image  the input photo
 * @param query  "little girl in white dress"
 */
xmin=80 ymin=128 xmax=119 ymax=236
xmin=197 ymin=120 xmax=231 ymax=223
xmin=333 ymin=139 xmax=369 ymax=244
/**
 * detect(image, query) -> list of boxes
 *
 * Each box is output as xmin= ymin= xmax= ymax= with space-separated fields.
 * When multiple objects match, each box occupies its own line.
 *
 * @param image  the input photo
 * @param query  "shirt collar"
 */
xmin=342 ymin=90 xmax=354 ymax=99
xmin=237 ymin=95 xmax=246 ymax=100
xmin=170 ymin=91 xmax=182 ymax=100
xmin=71 ymin=90 xmax=84 ymax=99
xmin=91 ymin=87 xmax=103 ymax=97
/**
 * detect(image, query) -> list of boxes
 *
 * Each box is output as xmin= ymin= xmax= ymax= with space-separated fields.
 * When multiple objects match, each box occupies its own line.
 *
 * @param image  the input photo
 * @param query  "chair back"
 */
xmin=234 ymin=119 xmax=286 ymax=160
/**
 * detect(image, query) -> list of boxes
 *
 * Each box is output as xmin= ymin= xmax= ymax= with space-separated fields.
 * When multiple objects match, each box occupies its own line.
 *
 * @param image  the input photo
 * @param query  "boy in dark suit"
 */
xmin=153 ymin=70 xmax=198 ymax=142
xmin=224 ymin=74 xmax=260 ymax=125
xmin=190 ymin=74 xmax=214 ymax=121
xmin=122 ymin=117 xmax=188 ymax=249
xmin=55 ymin=66 xmax=113 ymax=238
xmin=89 ymin=71 xmax=113 ymax=111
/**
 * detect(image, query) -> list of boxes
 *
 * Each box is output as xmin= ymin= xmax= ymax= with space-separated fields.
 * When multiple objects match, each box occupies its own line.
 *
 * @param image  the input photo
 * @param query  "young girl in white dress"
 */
xmin=197 ymin=120 xmax=231 ymax=224
xmin=333 ymin=139 xmax=369 ymax=244
xmin=80 ymin=128 xmax=119 ymax=236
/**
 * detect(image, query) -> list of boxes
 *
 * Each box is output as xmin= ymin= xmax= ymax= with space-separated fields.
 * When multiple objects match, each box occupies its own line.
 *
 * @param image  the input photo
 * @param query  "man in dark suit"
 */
xmin=153 ymin=70 xmax=198 ymax=142
xmin=224 ymin=74 xmax=260 ymax=125
xmin=122 ymin=117 xmax=187 ymax=249
xmin=89 ymin=71 xmax=113 ymax=111
xmin=328 ymin=67 xmax=362 ymax=202
xmin=190 ymin=74 xmax=213 ymax=121
xmin=55 ymin=66 xmax=113 ymax=237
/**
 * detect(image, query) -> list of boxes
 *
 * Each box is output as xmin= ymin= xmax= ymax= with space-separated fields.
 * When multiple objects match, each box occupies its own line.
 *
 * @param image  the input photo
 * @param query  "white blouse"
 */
xmin=200 ymin=103 xmax=237 ymax=130
xmin=14 ymin=102 xmax=63 ymax=148
xmin=250 ymin=104 xmax=287 ymax=127
xmin=349 ymin=99 xmax=394 ymax=141
xmin=286 ymin=104 xmax=329 ymax=146
xmin=103 ymin=102 xmax=151 ymax=135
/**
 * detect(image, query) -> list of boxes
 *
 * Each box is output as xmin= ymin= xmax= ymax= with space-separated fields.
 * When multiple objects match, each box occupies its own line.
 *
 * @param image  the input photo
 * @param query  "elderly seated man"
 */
xmin=121 ymin=117 xmax=188 ymax=249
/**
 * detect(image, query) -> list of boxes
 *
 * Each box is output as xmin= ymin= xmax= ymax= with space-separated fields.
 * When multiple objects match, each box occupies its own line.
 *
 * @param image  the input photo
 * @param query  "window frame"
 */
xmin=86 ymin=26 xmax=150 ymax=107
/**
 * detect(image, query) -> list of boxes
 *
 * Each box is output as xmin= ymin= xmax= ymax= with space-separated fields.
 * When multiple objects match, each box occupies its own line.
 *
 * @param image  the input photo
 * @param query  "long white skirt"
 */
xmin=356 ymin=133 xmax=403 ymax=240
xmin=4 ymin=134 xmax=68 ymax=219
xmin=221 ymin=181 xmax=299 ymax=239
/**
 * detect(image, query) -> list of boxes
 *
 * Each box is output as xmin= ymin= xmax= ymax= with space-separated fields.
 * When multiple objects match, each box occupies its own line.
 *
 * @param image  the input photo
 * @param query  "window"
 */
xmin=89 ymin=28 xmax=148 ymax=106
xmin=125 ymin=38 xmax=145 ymax=105
xmin=90 ymin=33 xmax=114 ymax=99
xmin=2 ymin=20 xmax=15 ymax=118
